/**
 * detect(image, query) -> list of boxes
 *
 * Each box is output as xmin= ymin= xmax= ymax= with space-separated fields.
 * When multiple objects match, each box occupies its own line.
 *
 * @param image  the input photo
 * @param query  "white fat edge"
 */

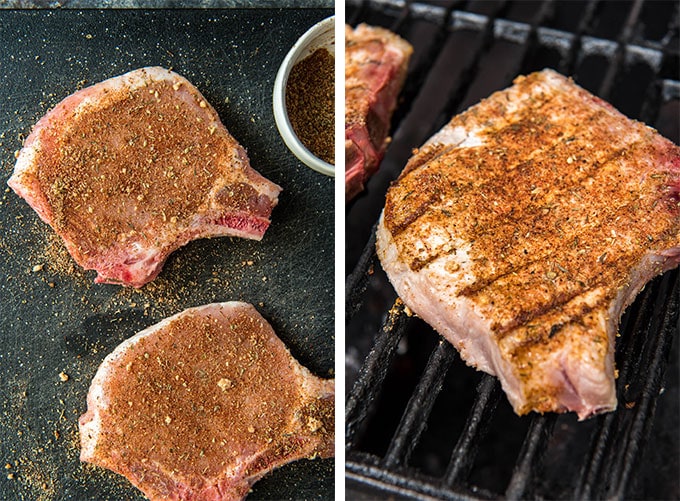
xmin=70 ymin=67 xmax=181 ymax=118
xmin=498 ymin=70 xmax=564 ymax=115
xmin=556 ymin=309 xmax=616 ymax=418
xmin=127 ymin=241 xmax=162 ymax=262
xmin=534 ymin=68 xmax=566 ymax=89
xmin=9 ymin=140 xmax=58 ymax=227
xmin=294 ymin=362 xmax=334 ymax=400
xmin=378 ymin=213 xmax=495 ymax=371
xmin=10 ymin=139 xmax=39 ymax=181
xmin=423 ymin=125 xmax=485 ymax=150
xmin=611 ymin=253 xmax=668 ymax=326
xmin=422 ymin=71 xmax=564 ymax=147
xmin=414 ymin=244 xmax=500 ymax=376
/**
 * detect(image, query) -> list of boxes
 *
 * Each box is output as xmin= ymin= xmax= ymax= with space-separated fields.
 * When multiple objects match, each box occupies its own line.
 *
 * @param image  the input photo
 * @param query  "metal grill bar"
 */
xmin=504 ymin=414 xmax=557 ymax=500
xmin=345 ymin=222 xmax=377 ymax=323
xmin=388 ymin=2 xmax=461 ymax=128
xmin=346 ymin=299 xmax=411 ymax=449
xmin=597 ymin=0 xmax=645 ymax=100
xmin=443 ymin=374 xmax=501 ymax=486
xmin=558 ymin=0 xmax=600 ymax=75
xmin=574 ymin=274 xmax=661 ymax=499
xmin=347 ymin=454 xmax=494 ymax=500
xmin=346 ymin=1 xmax=680 ymax=499
xmin=604 ymin=272 xmax=679 ymax=499
xmin=383 ymin=341 xmax=456 ymax=468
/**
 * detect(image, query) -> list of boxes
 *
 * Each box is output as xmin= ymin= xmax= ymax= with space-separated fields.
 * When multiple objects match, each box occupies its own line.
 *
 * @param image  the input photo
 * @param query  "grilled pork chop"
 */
xmin=79 ymin=302 xmax=334 ymax=501
xmin=376 ymin=69 xmax=680 ymax=420
xmin=8 ymin=67 xmax=281 ymax=287
xmin=345 ymin=24 xmax=412 ymax=201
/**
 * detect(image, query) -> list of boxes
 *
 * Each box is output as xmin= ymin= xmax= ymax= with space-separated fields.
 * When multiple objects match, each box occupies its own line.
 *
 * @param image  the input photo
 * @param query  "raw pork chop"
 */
xmin=79 ymin=302 xmax=334 ymax=501
xmin=376 ymin=69 xmax=680 ymax=420
xmin=345 ymin=24 xmax=412 ymax=201
xmin=8 ymin=67 xmax=281 ymax=287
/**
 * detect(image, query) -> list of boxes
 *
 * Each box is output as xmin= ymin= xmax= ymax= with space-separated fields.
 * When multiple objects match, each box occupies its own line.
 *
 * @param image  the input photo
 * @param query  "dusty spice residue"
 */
xmin=286 ymin=48 xmax=335 ymax=165
xmin=40 ymin=231 xmax=80 ymax=278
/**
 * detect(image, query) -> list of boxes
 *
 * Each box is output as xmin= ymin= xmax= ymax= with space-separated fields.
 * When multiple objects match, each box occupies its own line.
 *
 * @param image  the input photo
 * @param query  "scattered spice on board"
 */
xmin=286 ymin=48 xmax=335 ymax=165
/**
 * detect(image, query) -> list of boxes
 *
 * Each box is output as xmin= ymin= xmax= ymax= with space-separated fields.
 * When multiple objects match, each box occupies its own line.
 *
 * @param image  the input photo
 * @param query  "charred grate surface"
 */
xmin=345 ymin=1 xmax=680 ymax=499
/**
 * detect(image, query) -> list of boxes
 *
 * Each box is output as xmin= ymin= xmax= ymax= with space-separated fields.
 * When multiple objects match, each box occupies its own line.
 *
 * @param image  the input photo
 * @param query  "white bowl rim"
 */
xmin=273 ymin=15 xmax=335 ymax=177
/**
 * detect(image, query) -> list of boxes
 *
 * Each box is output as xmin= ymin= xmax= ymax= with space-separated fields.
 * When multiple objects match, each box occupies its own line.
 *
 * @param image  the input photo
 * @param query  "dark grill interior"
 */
xmin=345 ymin=1 xmax=680 ymax=499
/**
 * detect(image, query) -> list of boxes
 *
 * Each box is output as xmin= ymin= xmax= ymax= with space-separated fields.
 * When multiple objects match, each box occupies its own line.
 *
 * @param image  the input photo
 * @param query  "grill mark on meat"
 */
xmin=548 ymin=323 xmax=564 ymax=339
xmin=456 ymin=151 xmax=653 ymax=298
xmin=492 ymin=287 xmax=607 ymax=338
xmin=377 ymin=69 xmax=680 ymax=419
xmin=385 ymin=130 xmax=601 ymax=242
xmin=401 ymin=143 xmax=455 ymax=177
xmin=384 ymin=171 xmax=444 ymax=239
xmin=386 ymin=110 xmax=638 ymax=243
xmin=389 ymin=133 xmax=667 ymax=284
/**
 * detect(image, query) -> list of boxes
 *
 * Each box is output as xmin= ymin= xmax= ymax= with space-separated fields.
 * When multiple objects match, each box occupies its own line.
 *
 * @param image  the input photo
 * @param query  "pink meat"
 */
xmin=79 ymin=301 xmax=334 ymax=501
xmin=8 ymin=67 xmax=281 ymax=287
xmin=345 ymin=24 xmax=413 ymax=201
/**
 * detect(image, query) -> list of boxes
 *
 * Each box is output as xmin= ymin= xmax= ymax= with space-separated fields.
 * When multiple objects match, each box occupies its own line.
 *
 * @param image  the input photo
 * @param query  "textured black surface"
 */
xmin=2 ymin=1 xmax=333 ymax=7
xmin=0 ymin=8 xmax=334 ymax=500
xmin=345 ymin=1 xmax=679 ymax=500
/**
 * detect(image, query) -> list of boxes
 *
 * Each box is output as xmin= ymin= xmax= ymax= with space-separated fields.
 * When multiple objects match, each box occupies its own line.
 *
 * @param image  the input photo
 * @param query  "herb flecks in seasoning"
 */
xmin=286 ymin=48 xmax=335 ymax=165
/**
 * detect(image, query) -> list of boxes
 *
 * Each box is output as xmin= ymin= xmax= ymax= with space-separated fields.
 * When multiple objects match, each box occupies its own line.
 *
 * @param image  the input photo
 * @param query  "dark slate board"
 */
xmin=0 ymin=8 xmax=334 ymax=500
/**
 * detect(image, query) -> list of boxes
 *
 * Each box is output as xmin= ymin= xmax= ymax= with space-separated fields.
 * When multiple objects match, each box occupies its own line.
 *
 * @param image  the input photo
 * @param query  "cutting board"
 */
xmin=0 ymin=8 xmax=334 ymax=500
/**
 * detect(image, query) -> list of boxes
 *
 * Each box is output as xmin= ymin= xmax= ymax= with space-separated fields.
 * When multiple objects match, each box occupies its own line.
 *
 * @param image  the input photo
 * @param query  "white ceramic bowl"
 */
xmin=273 ymin=16 xmax=335 ymax=177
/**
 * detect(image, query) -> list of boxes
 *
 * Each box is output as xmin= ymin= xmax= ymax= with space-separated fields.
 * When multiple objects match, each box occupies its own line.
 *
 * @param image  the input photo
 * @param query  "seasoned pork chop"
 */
xmin=8 ymin=67 xmax=281 ymax=287
xmin=345 ymin=24 xmax=412 ymax=201
xmin=79 ymin=302 xmax=334 ymax=501
xmin=376 ymin=69 xmax=680 ymax=420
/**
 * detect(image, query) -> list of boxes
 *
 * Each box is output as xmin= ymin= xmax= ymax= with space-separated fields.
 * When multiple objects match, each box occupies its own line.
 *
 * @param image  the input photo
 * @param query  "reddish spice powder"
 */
xmin=286 ymin=48 xmax=335 ymax=165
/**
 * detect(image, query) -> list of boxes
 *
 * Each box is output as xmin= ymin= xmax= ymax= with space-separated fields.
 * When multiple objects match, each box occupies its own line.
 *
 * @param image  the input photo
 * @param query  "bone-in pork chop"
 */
xmin=8 ymin=67 xmax=281 ymax=287
xmin=79 ymin=301 xmax=334 ymax=501
xmin=376 ymin=69 xmax=680 ymax=420
xmin=345 ymin=24 xmax=412 ymax=201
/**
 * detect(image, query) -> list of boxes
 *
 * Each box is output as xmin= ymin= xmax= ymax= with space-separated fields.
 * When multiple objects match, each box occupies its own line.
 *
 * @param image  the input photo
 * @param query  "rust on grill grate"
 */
xmin=345 ymin=1 xmax=680 ymax=499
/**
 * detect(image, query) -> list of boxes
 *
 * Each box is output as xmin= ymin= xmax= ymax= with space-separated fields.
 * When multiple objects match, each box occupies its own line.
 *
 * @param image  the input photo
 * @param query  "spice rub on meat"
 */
xmin=376 ymin=69 xmax=680 ymax=420
xmin=345 ymin=24 xmax=412 ymax=200
xmin=8 ymin=67 xmax=281 ymax=287
xmin=79 ymin=302 xmax=334 ymax=501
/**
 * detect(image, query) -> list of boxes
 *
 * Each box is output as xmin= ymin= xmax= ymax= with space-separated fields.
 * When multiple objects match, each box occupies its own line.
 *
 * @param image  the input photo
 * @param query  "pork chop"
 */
xmin=345 ymin=24 xmax=412 ymax=201
xmin=376 ymin=69 xmax=680 ymax=420
xmin=79 ymin=301 xmax=334 ymax=501
xmin=8 ymin=67 xmax=281 ymax=287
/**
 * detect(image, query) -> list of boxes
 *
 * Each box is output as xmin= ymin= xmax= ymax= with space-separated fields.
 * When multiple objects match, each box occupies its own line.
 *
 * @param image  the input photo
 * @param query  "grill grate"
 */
xmin=345 ymin=1 xmax=680 ymax=499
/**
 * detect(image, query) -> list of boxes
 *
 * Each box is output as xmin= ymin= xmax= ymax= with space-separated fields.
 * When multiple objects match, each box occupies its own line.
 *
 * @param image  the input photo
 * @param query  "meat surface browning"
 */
xmin=377 ymin=69 xmax=680 ymax=419
xmin=8 ymin=67 xmax=281 ymax=287
xmin=345 ymin=24 xmax=412 ymax=200
xmin=79 ymin=302 xmax=334 ymax=500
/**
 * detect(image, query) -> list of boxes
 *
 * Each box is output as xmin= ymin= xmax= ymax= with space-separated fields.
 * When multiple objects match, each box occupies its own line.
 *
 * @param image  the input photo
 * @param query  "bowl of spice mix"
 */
xmin=273 ymin=15 xmax=335 ymax=176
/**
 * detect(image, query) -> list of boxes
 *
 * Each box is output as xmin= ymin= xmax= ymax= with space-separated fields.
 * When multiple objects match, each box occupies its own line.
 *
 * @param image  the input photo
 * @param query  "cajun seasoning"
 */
xmin=286 ymin=48 xmax=335 ymax=165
